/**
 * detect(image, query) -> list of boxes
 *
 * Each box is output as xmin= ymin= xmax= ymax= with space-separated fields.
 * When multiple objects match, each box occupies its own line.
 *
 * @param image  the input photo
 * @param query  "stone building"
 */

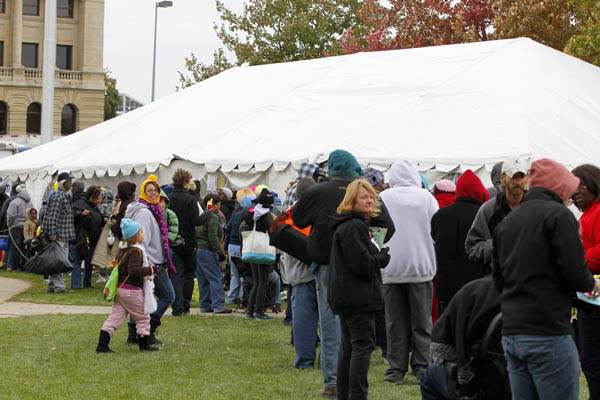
xmin=0 ymin=0 xmax=104 ymax=138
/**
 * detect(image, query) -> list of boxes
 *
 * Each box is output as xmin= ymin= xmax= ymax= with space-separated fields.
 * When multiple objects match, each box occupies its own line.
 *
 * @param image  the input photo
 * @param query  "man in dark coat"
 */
xmin=292 ymin=149 xmax=395 ymax=399
xmin=431 ymin=170 xmax=490 ymax=314
xmin=494 ymin=159 xmax=599 ymax=400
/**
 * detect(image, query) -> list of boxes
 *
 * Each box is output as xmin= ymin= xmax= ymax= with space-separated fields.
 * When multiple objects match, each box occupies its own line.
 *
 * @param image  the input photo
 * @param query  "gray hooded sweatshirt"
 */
xmin=380 ymin=160 xmax=438 ymax=284
xmin=7 ymin=191 xmax=32 ymax=227
xmin=125 ymin=201 xmax=165 ymax=266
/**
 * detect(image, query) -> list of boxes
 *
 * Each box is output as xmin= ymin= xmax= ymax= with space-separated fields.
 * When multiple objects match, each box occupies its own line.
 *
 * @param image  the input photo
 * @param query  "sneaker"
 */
xmin=243 ymin=312 xmax=255 ymax=320
xmin=254 ymin=313 xmax=273 ymax=321
xmin=200 ymin=308 xmax=214 ymax=313
xmin=53 ymin=288 xmax=69 ymax=294
xmin=319 ymin=387 xmax=336 ymax=398
xmin=213 ymin=309 xmax=233 ymax=315
xmin=96 ymin=275 xmax=107 ymax=284
xmin=383 ymin=374 xmax=404 ymax=385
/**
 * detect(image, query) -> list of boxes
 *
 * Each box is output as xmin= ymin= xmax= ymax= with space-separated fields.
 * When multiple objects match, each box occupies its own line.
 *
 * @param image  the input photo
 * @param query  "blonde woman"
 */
xmin=328 ymin=179 xmax=391 ymax=400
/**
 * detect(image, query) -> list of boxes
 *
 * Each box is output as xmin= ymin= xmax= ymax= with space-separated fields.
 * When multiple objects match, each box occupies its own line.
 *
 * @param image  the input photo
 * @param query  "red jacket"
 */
xmin=580 ymin=201 xmax=600 ymax=274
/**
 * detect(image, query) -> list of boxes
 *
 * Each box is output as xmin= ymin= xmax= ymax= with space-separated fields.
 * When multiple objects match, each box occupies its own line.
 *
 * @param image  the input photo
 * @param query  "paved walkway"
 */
xmin=0 ymin=276 xmax=281 ymax=319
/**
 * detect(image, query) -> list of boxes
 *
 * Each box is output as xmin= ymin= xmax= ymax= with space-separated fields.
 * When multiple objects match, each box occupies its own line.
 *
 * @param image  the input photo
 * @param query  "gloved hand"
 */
xmin=376 ymin=247 xmax=391 ymax=269
xmin=217 ymin=252 xmax=226 ymax=263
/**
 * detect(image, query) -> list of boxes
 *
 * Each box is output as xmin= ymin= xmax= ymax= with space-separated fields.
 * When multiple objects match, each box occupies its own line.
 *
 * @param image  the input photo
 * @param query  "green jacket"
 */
xmin=196 ymin=211 xmax=223 ymax=253
xmin=164 ymin=208 xmax=179 ymax=243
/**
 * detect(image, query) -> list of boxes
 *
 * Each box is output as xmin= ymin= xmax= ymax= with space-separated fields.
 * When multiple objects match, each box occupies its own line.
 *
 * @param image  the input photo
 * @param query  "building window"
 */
xmin=22 ymin=43 xmax=38 ymax=68
xmin=26 ymin=102 xmax=41 ymax=134
xmin=57 ymin=0 xmax=74 ymax=18
xmin=0 ymin=42 xmax=4 ymax=66
xmin=0 ymin=0 xmax=5 ymax=14
xmin=23 ymin=0 xmax=40 ymax=16
xmin=61 ymin=104 xmax=77 ymax=135
xmin=56 ymin=45 xmax=72 ymax=70
xmin=0 ymin=102 xmax=7 ymax=135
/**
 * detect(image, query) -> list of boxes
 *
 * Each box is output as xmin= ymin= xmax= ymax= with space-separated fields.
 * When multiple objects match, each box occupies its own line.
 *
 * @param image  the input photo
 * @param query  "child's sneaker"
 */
xmin=254 ymin=313 xmax=273 ymax=321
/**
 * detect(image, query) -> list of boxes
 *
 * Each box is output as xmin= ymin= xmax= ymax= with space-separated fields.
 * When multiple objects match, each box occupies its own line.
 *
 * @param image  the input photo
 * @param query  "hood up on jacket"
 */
xmin=456 ymin=170 xmax=490 ymax=204
xmin=297 ymin=163 xmax=318 ymax=180
xmin=25 ymin=207 xmax=37 ymax=222
xmin=72 ymin=181 xmax=85 ymax=198
xmin=389 ymin=160 xmax=421 ymax=188
xmin=16 ymin=190 xmax=31 ymax=203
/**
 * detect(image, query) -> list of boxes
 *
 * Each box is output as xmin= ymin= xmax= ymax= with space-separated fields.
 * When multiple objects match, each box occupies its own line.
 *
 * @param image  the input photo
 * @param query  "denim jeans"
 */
xmin=502 ymin=334 xmax=580 ymax=400
xmin=269 ymin=269 xmax=281 ymax=305
xmin=6 ymin=225 xmax=23 ymax=269
xmin=579 ymin=307 xmax=600 ymax=400
xmin=313 ymin=263 xmax=341 ymax=389
xmin=171 ymin=248 xmax=196 ymax=315
xmin=420 ymin=363 xmax=457 ymax=400
xmin=291 ymin=280 xmax=319 ymax=368
xmin=69 ymin=242 xmax=83 ymax=289
xmin=195 ymin=249 xmax=226 ymax=312
xmin=226 ymin=244 xmax=242 ymax=303
xmin=150 ymin=266 xmax=175 ymax=322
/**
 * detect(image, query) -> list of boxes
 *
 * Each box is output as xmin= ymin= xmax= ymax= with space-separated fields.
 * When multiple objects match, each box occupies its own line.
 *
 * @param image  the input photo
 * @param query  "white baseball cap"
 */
xmin=501 ymin=158 xmax=528 ymax=177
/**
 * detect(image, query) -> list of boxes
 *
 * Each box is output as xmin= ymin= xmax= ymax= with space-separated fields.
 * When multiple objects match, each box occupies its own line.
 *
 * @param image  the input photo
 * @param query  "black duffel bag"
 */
xmin=24 ymin=241 xmax=73 ymax=275
xmin=269 ymin=210 xmax=312 ymax=265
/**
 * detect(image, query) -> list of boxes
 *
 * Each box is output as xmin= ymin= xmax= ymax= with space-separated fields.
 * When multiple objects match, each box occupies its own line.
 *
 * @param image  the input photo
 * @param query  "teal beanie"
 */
xmin=327 ymin=150 xmax=362 ymax=180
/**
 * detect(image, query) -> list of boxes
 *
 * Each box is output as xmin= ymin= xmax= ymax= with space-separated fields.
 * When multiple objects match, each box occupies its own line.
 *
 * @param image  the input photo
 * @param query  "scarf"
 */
xmin=140 ymin=198 xmax=175 ymax=274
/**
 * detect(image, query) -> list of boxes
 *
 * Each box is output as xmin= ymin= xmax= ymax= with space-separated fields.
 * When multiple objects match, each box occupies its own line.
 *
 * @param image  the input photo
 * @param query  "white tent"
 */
xmin=2 ymin=37 xmax=600 ymax=205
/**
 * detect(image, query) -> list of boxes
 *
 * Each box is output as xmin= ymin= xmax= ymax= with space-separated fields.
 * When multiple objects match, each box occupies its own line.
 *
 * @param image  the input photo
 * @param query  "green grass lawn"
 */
xmin=0 ymin=314 xmax=422 ymax=400
xmin=0 ymin=270 xmax=107 ymax=306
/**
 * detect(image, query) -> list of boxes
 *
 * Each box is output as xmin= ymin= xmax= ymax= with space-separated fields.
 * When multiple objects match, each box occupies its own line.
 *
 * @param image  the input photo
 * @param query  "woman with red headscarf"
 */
xmin=431 ymin=170 xmax=490 ymax=314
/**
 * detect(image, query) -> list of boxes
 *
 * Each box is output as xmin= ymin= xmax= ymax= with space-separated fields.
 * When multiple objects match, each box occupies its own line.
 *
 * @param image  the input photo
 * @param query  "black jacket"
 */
xmin=328 ymin=211 xmax=389 ymax=315
xmin=168 ymin=188 xmax=201 ymax=249
xmin=493 ymin=188 xmax=595 ymax=336
xmin=431 ymin=197 xmax=488 ymax=302
xmin=431 ymin=276 xmax=505 ymax=399
xmin=220 ymin=199 xmax=236 ymax=223
xmin=73 ymin=198 xmax=104 ymax=248
xmin=242 ymin=207 xmax=274 ymax=233
xmin=292 ymin=179 xmax=395 ymax=265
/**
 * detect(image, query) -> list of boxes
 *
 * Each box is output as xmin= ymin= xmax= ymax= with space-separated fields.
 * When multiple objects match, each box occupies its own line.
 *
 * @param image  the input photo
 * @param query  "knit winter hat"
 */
xmin=120 ymin=218 xmax=141 ymax=240
xmin=433 ymin=179 xmax=456 ymax=194
xmin=327 ymin=150 xmax=362 ymax=180
xmin=528 ymin=159 xmax=579 ymax=202
xmin=139 ymin=175 xmax=160 ymax=205
xmin=220 ymin=187 xmax=233 ymax=200
xmin=296 ymin=178 xmax=316 ymax=200
xmin=363 ymin=168 xmax=385 ymax=187
xmin=255 ymin=184 xmax=270 ymax=195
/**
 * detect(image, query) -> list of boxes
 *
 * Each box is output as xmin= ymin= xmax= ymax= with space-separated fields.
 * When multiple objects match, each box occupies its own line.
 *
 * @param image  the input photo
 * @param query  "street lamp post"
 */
xmin=151 ymin=1 xmax=173 ymax=102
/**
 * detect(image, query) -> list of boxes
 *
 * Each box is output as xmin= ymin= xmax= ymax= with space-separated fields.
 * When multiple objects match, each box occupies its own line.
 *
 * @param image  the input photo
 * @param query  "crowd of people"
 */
xmin=2 ymin=148 xmax=600 ymax=400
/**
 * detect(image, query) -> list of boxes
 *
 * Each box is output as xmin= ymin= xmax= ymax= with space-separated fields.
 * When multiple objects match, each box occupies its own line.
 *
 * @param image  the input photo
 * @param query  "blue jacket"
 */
xmin=225 ymin=207 xmax=246 ymax=247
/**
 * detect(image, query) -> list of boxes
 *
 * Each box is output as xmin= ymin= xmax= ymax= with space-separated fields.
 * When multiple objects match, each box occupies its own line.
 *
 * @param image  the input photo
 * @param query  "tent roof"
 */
xmin=2 ymin=37 xmax=600 ymax=180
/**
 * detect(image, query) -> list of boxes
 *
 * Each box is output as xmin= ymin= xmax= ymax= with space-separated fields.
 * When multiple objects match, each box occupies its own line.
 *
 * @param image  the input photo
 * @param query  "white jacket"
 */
xmin=380 ymin=160 xmax=438 ymax=284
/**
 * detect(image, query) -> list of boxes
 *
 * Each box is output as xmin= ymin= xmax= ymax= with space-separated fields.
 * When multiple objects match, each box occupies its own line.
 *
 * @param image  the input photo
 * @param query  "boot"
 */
xmin=95 ymin=330 xmax=114 ymax=353
xmin=126 ymin=323 xmax=138 ymax=345
xmin=149 ymin=319 xmax=162 ymax=346
xmin=138 ymin=335 xmax=159 ymax=352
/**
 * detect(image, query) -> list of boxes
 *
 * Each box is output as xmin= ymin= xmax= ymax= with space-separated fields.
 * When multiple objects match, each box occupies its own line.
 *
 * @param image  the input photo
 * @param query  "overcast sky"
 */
xmin=104 ymin=0 xmax=244 ymax=104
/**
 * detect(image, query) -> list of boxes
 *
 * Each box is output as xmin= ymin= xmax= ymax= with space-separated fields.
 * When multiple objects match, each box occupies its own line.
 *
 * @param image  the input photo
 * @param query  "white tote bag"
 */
xmin=143 ymin=279 xmax=158 ymax=314
xmin=241 ymin=222 xmax=277 ymax=264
